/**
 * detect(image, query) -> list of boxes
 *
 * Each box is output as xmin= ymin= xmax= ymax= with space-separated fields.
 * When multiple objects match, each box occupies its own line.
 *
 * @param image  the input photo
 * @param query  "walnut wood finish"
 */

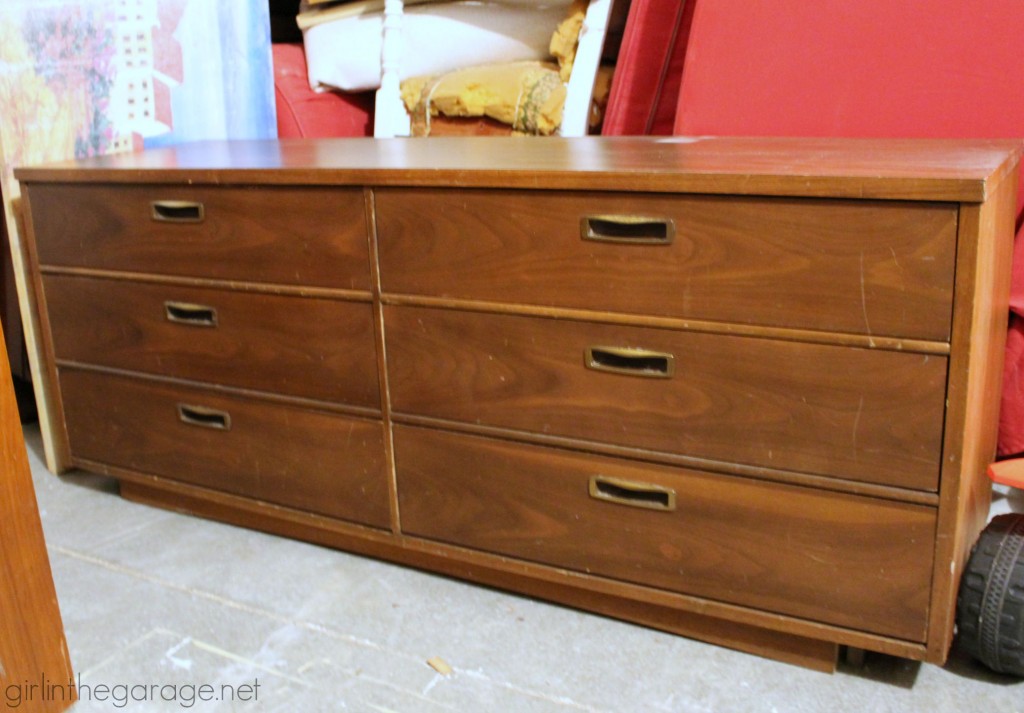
xmin=113 ymin=474 xmax=845 ymax=671
xmin=928 ymin=166 xmax=1021 ymax=659
xmin=28 ymin=184 xmax=371 ymax=289
xmin=14 ymin=136 xmax=1022 ymax=672
xmin=0 ymin=324 xmax=75 ymax=710
xmin=385 ymin=305 xmax=948 ymax=490
xmin=364 ymin=187 xmax=403 ymax=535
xmin=60 ymin=369 xmax=390 ymax=528
xmin=15 ymin=137 xmax=1020 ymax=202
xmin=395 ymin=425 xmax=935 ymax=641
xmin=384 ymin=294 xmax=952 ymax=356
xmin=377 ymin=189 xmax=957 ymax=340
xmin=44 ymin=274 xmax=379 ymax=409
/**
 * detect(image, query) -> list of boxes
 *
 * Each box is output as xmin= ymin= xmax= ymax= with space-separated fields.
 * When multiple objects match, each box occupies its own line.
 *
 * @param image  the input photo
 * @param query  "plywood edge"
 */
xmin=1 ymin=179 xmax=70 ymax=474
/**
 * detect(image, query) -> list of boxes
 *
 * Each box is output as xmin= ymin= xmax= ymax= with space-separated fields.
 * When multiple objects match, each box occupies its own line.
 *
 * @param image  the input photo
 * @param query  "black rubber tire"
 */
xmin=956 ymin=513 xmax=1024 ymax=676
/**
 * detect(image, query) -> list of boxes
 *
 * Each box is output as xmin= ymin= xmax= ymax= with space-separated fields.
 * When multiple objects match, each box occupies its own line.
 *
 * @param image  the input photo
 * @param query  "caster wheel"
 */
xmin=956 ymin=513 xmax=1024 ymax=676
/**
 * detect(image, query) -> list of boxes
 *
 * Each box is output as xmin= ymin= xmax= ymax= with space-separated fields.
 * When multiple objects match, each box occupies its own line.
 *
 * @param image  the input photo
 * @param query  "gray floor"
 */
xmin=23 ymin=423 xmax=1024 ymax=713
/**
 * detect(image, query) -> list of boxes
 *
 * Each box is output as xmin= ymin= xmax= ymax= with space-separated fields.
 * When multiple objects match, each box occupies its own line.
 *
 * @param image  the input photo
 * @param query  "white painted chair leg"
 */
xmin=374 ymin=0 xmax=411 ymax=138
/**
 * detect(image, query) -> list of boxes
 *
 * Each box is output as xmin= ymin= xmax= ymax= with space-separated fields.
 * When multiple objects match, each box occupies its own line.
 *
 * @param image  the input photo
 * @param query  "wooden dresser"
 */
xmin=15 ymin=137 xmax=1021 ymax=672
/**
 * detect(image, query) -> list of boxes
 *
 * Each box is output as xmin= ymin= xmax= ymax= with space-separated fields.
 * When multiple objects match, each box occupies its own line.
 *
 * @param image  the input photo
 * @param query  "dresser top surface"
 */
xmin=15 ymin=136 xmax=1021 ymax=202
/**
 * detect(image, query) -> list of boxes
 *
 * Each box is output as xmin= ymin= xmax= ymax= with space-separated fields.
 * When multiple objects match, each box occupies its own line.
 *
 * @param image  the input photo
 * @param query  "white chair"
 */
xmin=373 ymin=0 xmax=613 ymax=137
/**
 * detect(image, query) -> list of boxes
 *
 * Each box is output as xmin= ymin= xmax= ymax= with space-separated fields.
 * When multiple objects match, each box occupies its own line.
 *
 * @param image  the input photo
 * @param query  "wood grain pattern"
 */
xmin=111 ymin=470 xmax=930 ymax=665
xmin=14 ymin=136 xmax=1021 ymax=671
xmin=394 ymin=425 xmax=935 ymax=641
xmin=40 ymin=266 xmax=372 ymax=302
xmin=28 ymin=184 xmax=371 ymax=289
xmin=382 ymin=294 xmax=952 ymax=356
xmin=364 ymin=187 xmax=403 ymax=535
xmin=928 ymin=168 xmax=1020 ymax=659
xmin=44 ymin=275 xmax=380 ymax=409
xmin=391 ymin=413 xmax=942 ymax=505
xmin=15 ymin=137 xmax=1020 ymax=202
xmin=385 ymin=305 xmax=948 ymax=490
xmin=115 ymin=473 xmax=850 ymax=670
xmin=377 ymin=189 xmax=957 ymax=340
xmin=60 ymin=368 xmax=390 ymax=528
xmin=0 ymin=324 xmax=75 ymax=710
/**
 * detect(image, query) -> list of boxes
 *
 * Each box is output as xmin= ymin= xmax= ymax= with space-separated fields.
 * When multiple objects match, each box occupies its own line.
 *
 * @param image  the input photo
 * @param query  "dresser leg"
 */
xmin=843 ymin=646 xmax=867 ymax=668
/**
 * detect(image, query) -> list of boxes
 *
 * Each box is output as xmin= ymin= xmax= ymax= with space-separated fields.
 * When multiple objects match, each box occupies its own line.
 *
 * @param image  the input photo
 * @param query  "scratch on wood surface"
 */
xmin=889 ymin=246 xmax=904 ymax=275
xmin=852 ymin=396 xmax=864 ymax=453
xmin=859 ymin=251 xmax=873 ymax=336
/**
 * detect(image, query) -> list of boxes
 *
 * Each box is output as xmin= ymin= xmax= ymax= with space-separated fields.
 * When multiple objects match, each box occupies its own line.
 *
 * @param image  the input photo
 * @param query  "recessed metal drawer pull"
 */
xmin=580 ymin=215 xmax=674 ymax=244
xmin=164 ymin=301 xmax=218 ymax=327
xmin=151 ymin=200 xmax=204 ymax=223
xmin=585 ymin=346 xmax=675 ymax=378
xmin=177 ymin=403 xmax=231 ymax=431
xmin=589 ymin=475 xmax=677 ymax=512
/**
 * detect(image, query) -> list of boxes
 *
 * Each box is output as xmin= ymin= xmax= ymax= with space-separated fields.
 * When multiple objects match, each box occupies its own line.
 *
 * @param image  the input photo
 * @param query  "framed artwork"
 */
xmin=0 ymin=0 xmax=276 ymax=469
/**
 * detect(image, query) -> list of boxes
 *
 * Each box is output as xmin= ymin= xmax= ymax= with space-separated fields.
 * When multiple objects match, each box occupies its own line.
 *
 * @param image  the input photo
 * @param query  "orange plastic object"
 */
xmin=988 ymin=459 xmax=1024 ymax=489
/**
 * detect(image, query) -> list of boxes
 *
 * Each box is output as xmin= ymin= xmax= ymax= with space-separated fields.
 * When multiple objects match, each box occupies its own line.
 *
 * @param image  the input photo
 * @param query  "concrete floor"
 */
xmin=23 ymin=423 xmax=1024 ymax=712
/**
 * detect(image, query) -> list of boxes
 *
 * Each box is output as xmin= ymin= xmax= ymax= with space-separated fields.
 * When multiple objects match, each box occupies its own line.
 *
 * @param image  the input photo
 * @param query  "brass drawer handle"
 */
xmin=580 ymin=215 xmax=674 ymax=245
xmin=151 ymin=200 xmax=205 ymax=223
xmin=585 ymin=346 xmax=675 ymax=378
xmin=589 ymin=475 xmax=676 ymax=512
xmin=165 ymin=301 xmax=218 ymax=327
xmin=177 ymin=403 xmax=231 ymax=431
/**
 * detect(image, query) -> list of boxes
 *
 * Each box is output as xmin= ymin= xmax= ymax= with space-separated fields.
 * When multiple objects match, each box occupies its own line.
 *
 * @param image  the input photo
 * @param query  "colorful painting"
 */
xmin=0 ymin=0 xmax=275 ymax=173
xmin=0 ymin=0 xmax=276 ymax=472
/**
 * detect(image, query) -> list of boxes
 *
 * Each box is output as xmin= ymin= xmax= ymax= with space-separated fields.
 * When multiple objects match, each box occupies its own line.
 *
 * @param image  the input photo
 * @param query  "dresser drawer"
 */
xmin=376 ymin=189 xmax=957 ymax=341
xmin=61 ymin=369 xmax=390 ymax=528
xmin=28 ymin=184 xmax=371 ymax=289
xmin=395 ymin=426 xmax=935 ymax=641
xmin=385 ymin=306 xmax=947 ymax=490
xmin=45 ymin=275 xmax=380 ymax=409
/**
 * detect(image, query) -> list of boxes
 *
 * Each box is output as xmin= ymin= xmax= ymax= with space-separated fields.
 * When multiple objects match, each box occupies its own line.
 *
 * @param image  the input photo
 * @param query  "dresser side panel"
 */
xmin=15 ymin=188 xmax=71 ymax=471
xmin=929 ymin=164 xmax=1019 ymax=661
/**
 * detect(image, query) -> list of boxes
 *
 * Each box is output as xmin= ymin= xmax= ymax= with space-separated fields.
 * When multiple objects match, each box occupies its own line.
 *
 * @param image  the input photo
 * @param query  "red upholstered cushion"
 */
xmin=601 ymin=0 xmax=694 ymax=136
xmin=273 ymin=43 xmax=374 ymax=138
xmin=673 ymin=0 xmax=1024 ymax=454
xmin=676 ymin=3 xmax=1024 ymax=145
xmin=674 ymin=1 xmax=1024 ymax=215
